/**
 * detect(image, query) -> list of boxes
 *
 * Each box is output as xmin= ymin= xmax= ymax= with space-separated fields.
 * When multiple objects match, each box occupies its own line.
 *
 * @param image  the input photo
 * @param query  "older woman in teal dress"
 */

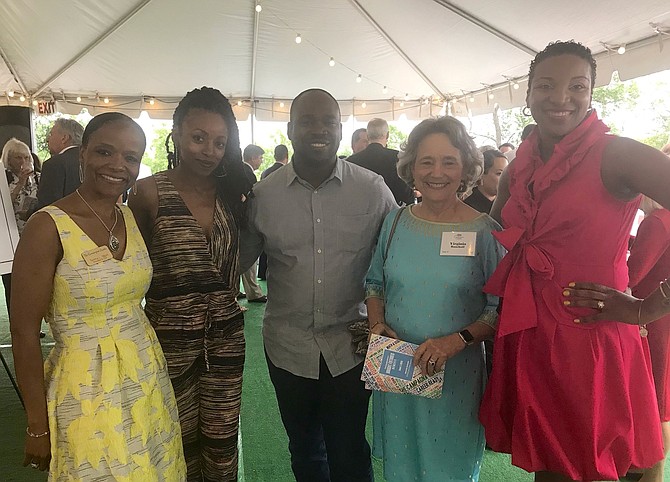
xmin=365 ymin=116 xmax=504 ymax=482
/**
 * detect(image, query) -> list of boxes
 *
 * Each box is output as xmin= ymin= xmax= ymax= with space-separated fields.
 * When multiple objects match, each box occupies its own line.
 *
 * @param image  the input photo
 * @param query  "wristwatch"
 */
xmin=458 ymin=329 xmax=475 ymax=346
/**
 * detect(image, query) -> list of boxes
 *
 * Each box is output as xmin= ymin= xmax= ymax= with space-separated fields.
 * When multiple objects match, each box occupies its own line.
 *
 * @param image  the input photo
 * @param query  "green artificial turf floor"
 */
xmin=0 ymin=280 xmax=662 ymax=481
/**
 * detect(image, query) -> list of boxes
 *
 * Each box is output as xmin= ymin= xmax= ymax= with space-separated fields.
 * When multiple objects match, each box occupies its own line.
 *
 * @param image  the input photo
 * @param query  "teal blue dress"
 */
xmin=365 ymin=206 xmax=504 ymax=482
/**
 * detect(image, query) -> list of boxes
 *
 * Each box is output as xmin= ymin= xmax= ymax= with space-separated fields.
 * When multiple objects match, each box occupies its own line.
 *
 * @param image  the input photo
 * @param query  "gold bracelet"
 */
xmin=638 ymin=299 xmax=648 ymax=337
xmin=26 ymin=427 xmax=49 ymax=438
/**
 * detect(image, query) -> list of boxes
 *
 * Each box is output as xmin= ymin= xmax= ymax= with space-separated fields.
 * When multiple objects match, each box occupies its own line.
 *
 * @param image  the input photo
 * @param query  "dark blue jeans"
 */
xmin=266 ymin=352 xmax=373 ymax=482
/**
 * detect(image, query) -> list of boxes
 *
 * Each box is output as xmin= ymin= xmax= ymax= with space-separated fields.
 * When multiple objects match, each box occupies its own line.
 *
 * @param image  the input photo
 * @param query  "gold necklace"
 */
xmin=76 ymin=189 xmax=120 ymax=253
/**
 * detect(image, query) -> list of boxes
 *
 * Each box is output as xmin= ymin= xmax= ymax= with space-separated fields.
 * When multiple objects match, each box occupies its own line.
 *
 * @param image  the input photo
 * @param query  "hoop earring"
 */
xmin=522 ymin=106 xmax=532 ymax=117
xmin=214 ymin=163 xmax=227 ymax=178
xmin=79 ymin=163 xmax=84 ymax=183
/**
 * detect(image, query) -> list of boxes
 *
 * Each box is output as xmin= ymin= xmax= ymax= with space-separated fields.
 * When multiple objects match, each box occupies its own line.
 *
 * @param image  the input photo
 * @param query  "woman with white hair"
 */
xmin=2 ymin=138 xmax=39 ymax=233
xmin=1 ymin=137 xmax=39 ymax=306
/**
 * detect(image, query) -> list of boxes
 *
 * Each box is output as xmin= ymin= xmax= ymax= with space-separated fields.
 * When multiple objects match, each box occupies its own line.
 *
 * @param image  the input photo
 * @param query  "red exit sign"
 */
xmin=36 ymin=101 xmax=56 ymax=115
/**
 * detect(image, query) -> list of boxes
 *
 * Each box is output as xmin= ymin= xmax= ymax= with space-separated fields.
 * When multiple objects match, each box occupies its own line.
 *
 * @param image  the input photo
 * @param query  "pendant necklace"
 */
xmin=76 ymin=189 xmax=120 ymax=253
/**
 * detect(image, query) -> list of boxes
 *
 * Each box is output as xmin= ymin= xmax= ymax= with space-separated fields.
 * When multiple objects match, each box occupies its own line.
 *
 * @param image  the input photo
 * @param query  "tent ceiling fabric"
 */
xmin=1 ymin=0 xmax=669 ymax=120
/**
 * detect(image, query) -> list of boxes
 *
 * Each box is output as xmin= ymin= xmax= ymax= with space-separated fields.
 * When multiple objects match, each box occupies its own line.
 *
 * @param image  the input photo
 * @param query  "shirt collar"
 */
xmin=59 ymin=145 xmax=77 ymax=155
xmin=285 ymin=157 xmax=343 ymax=188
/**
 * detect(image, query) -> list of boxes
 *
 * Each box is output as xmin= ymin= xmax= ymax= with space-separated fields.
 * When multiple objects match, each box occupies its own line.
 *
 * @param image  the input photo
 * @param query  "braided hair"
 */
xmin=526 ymin=41 xmax=597 ymax=100
xmin=165 ymin=86 xmax=251 ymax=224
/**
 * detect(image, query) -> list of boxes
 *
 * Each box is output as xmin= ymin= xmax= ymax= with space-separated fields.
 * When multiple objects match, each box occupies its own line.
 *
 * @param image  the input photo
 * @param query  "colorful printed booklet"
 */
xmin=361 ymin=333 xmax=444 ymax=399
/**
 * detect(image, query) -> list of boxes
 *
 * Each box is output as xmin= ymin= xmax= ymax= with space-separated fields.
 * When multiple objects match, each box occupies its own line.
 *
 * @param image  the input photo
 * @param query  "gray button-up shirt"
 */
xmin=240 ymin=158 xmax=397 ymax=379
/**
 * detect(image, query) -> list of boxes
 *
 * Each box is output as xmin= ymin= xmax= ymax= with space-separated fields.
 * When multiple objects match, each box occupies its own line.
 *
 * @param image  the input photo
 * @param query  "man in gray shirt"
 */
xmin=240 ymin=88 xmax=396 ymax=482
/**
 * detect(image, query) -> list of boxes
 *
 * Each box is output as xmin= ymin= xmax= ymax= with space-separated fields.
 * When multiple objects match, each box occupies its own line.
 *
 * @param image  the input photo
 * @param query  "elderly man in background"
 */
xmin=36 ymin=118 xmax=84 ymax=210
xmin=347 ymin=118 xmax=414 ymax=205
xmin=350 ymin=128 xmax=368 ymax=154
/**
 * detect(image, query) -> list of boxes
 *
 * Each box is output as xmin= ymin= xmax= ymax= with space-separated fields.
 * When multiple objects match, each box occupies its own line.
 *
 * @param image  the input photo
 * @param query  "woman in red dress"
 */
xmin=629 ymin=197 xmax=670 ymax=481
xmin=479 ymin=41 xmax=670 ymax=482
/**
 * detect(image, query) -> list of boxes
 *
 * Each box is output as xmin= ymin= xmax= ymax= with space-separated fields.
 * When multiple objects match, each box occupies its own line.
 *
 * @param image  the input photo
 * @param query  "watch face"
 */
xmin=460 ymin=329 xmax=475 ymax=344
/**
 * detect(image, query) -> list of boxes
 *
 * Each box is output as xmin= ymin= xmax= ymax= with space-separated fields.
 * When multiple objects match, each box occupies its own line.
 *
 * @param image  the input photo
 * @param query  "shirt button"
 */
xmin=317 ymin=279 xmax=322 ymax=284
xmin=316 ymin=218 xmax=321 ymax=223
xmin=317 ymin=249 xmax=322 ymax=254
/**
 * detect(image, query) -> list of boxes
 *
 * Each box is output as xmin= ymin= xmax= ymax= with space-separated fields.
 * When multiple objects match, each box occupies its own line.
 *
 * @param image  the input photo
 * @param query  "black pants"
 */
xmin=266 ymin=352 xmax=373 ymax=482
xmin=2 ymin=273 xmax=10 ymax=311
xmin=258 ymin=252 xmax=267 ymax=280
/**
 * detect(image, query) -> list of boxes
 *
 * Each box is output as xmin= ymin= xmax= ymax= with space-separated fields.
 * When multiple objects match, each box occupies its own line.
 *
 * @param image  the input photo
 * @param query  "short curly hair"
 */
xmin=397 ymin=116 xmax=482 ymax=194
xmin=526 ymin=40 xmax=597 ymax=100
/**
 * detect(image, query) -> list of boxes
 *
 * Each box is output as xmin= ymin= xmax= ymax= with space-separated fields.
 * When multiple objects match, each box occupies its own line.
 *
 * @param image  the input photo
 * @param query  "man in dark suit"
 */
xmin=240 ymin=144 xmax=267 ymax=302
xmin=347 ymin=118 xmax=414 ymax=205
xmin=261 ymin=144 xmax=289 ymax=180
xmin=36 ymin=118 xmax=84 ymax=209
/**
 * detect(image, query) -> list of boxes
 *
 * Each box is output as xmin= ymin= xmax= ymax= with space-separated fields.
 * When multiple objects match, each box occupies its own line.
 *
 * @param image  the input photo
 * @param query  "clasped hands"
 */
xmin=368 ymin=321 xmax=465 ymax=377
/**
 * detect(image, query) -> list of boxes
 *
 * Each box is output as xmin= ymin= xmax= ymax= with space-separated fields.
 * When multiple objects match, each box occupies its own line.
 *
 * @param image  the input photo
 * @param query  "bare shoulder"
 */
xmin=16 ymin=212 xmax=61 ymax=260
xmin=128 ymin=175 xmax=159 ymax=243
xmin=602 ymin=136 xmax=670 ymax=201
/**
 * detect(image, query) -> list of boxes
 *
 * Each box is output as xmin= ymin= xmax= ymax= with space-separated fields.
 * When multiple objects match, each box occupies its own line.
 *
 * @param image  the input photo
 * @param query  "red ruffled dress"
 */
xmin=479 ymin=112 xmax=664 ymax=480
xmin=629 ymin=208 xmax=670 ymax=421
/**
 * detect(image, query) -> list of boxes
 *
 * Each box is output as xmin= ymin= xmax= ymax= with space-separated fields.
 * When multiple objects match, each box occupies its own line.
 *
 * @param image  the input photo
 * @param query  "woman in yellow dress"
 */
xmin=10 ymin=112 xmax=186 ymax=480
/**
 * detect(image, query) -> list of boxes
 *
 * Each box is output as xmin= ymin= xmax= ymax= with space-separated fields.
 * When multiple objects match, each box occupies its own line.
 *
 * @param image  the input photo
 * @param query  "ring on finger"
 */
xmin=428 ymin=359 xmax=436 ymax=365
xmin=597 ymin=301 xmax=605 ymax=310
xmin=30 ymin=462 xmax=39 ymax=469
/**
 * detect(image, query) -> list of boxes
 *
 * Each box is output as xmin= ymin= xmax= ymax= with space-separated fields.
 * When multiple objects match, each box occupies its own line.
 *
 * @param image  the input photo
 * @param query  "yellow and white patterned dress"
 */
xmin=40 ymin=205 xmax=186 ymax=481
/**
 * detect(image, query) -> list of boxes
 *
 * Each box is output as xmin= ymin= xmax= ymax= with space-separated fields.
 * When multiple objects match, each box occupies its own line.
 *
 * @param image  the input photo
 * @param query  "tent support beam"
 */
xmin=0 ymin=45 xmax=28 ymax=95
xmin=33 ymin=0 xmax=153 ymax=97
xmin=431 ymin=0 xmax=537 ymax=57
xmin=349 ymin=0 xmax=446 ymax=100
xmin=250 ymin=2 xmax=261 ymax=143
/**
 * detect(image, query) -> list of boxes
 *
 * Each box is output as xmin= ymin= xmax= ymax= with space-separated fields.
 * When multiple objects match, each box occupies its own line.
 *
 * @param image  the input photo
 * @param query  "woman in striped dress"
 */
xmin=130 ymin=87 xmax=252 ymax=481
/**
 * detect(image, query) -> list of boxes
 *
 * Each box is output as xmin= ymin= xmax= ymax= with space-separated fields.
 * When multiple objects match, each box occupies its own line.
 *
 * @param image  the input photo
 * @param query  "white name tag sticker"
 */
xmin=440 ymin=232 xmax=477 ymax=256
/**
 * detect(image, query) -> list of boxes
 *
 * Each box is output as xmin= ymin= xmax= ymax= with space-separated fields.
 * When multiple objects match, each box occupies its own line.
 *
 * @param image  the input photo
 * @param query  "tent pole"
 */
xmin=430 ymin=0 xmax=537 ymax=57
xmin=33 ymin=0 xmax=154 ymax=97
xmin=0 ymin=45 xmax=28 ymax=95
xmin=349 ymin=0 xmax=446 ymax=100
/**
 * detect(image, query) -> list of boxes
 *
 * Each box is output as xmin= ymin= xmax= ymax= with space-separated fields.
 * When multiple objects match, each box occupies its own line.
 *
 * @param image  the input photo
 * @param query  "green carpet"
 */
xmin=0 ymin=281 xmax=664 ymax=481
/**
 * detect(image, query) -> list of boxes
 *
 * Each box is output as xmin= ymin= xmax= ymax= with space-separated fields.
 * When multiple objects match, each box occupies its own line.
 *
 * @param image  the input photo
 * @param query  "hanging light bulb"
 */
xmin=513 ymin=81 xmax=520 ymax=90
xmin=255 ymin=3 xmax=262 ymax=12
xmin=617 ymin=45 xmax=626 ymax=55
xmin=279 ymin=101 xmax=285 ymax=108
xmin=400 ymin=101 xmax=405 ymax=107
xmin=361 ymin=102 xmax=367 ymax=109
xmin=295 ymin=34 xmax=302 ymax=44
xmin=329 ymin=57 xmax=335 ymax=67
xmin=382 ymin=86 xmax=388 ymax=94
xmin=356 ymin=74 xmax=362 ymax=83
xmin=488 ymin=91 xmax=494 ymax=100
xmin=32 ymin=99 xmax=38 ymax=106
xmin=149 ymin=97 xmax=155 ymax=105
xmin=7 ymin=90 xmax=14 ymax=97
xmin=19 ymin=94 xmax=25 ymax=102
xmin=76 ymin=96 xmax=82 ymax=102
xmin=103 ymin=97 xmax=110 ymax=104
xmin=237 ymin=100 xmax=243 ymax=106
xmin=469 ymin=95 xmax=475 ymax=103
xmin=404 ymin=93 xmax=409 ymax=101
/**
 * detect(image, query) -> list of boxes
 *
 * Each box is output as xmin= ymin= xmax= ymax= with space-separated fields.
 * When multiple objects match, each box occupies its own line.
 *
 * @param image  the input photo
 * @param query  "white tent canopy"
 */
xmin=1 ymin=0 xmax=670 ymax=121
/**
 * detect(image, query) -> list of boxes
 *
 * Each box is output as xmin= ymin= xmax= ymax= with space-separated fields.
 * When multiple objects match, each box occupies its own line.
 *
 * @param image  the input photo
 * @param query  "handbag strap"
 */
xmin=383 ymin=206 xmax=405 ymax=262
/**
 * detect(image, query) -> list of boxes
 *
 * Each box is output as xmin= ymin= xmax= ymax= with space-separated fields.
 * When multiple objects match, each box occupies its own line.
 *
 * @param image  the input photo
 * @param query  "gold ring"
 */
xmin=597 ymin=301 xmax=605 ymax=310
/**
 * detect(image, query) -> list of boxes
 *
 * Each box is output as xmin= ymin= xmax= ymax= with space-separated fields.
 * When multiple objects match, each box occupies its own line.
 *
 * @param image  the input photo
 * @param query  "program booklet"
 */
xmin=361 ymin=333 xmax=444 ymax=399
